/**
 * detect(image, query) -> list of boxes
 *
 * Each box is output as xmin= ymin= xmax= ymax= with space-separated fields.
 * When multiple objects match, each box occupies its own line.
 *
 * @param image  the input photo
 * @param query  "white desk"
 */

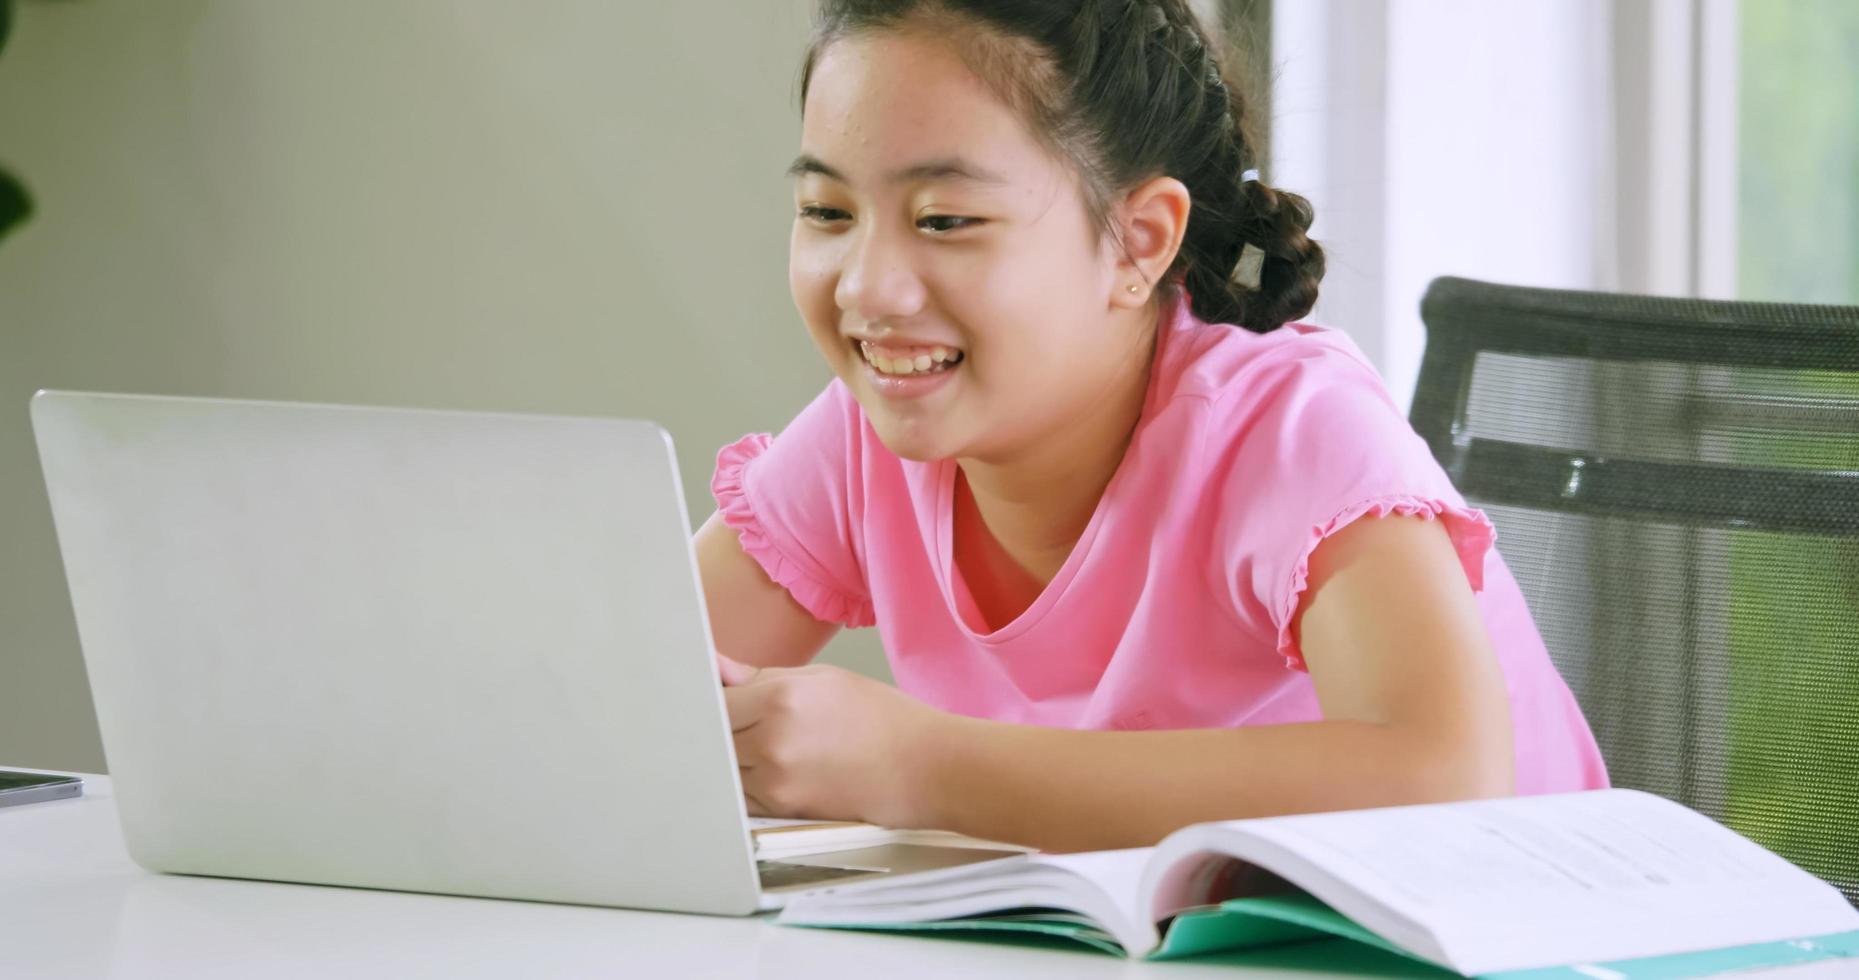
xmin=5 ymin=773 xmax=1851 ymax=979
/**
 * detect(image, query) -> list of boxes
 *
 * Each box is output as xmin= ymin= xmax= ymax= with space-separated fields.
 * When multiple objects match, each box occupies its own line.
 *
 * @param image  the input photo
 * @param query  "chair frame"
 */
xmin=1410 ymin=277 xmax=1859 ymax=538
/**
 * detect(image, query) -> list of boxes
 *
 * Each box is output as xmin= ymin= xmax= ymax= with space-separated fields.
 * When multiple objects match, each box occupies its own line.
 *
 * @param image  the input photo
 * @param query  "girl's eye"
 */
xmin=798 ymin=205 xmax=851 ymax=225
xmin=918 ymin=214 xmax=980 ymax=235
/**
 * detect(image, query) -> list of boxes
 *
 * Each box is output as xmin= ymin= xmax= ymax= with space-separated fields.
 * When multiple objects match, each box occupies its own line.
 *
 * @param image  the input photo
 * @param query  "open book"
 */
xmin=778 ymin=789 xmax=1859 ymax=977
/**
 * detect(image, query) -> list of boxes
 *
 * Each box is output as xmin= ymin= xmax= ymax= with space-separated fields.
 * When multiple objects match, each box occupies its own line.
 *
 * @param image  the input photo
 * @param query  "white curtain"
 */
xmin=1269 ymin=0 xmax=1732 ymax=410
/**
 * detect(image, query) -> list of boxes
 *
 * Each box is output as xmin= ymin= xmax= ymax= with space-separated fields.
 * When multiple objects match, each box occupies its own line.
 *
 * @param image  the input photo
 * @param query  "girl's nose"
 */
xmin=835 ymin=226 xmax=927 ymax=321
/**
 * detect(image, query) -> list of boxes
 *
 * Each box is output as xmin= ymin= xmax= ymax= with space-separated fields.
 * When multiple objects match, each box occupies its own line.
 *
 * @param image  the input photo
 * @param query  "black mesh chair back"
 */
xmin=1410 ymin=276 xmax=1859 ymax=905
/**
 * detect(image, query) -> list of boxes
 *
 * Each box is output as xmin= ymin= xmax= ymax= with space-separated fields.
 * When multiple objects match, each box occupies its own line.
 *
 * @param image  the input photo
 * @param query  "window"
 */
xmin=1737 ymin=1 xmax=1859 ymax=305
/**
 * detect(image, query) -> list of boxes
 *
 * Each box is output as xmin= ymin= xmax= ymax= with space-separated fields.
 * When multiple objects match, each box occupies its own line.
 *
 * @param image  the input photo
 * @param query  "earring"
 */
xmin=1127 ymin=284 xmax=1141 ymax=294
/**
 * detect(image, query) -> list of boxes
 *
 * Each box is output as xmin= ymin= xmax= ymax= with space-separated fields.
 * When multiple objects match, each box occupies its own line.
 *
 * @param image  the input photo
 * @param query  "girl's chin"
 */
xmin=864 ymin=414 xmax=961 ymax=463
xmin=841 ymin=364 xmax=978 ymax=462
xmin=873 ymin=431 xmax=955 ymax=463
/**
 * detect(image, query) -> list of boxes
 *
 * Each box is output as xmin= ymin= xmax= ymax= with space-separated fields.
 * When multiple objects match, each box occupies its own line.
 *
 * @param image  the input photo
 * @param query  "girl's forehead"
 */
xmin=800 ymin=31 xmax=1053 ymax=185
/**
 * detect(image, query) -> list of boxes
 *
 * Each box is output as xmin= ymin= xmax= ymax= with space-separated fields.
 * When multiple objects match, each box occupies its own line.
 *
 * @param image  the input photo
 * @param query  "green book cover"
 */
xmin=1161 ymin=895 xmax=1859 ymax=977
xmin=800 ymin=894 xmax=1859 ymax=977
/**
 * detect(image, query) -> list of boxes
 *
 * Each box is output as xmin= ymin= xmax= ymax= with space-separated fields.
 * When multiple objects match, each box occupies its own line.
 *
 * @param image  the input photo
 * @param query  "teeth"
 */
xmin=858 ymin=340 xmax=964 ymax=376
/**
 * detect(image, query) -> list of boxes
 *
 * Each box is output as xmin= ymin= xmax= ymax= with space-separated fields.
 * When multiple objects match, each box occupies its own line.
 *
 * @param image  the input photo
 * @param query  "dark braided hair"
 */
xmin=799 ymin=0 xmax=1324 ymax=334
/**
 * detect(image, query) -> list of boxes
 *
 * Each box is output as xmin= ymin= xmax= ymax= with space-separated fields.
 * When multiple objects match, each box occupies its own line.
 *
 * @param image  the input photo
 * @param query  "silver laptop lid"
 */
xmin=30 ymin=391 xmax=761 ymax=915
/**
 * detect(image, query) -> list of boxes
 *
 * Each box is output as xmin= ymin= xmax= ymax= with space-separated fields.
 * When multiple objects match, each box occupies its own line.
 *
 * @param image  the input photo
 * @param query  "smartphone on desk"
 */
xmin=0 ymin=770 xmax=83 ymax=808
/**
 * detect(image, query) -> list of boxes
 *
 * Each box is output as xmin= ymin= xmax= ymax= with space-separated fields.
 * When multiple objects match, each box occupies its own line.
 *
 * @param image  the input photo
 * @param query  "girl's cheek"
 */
xmin=789 ymin=244 xmax=842 ymax=315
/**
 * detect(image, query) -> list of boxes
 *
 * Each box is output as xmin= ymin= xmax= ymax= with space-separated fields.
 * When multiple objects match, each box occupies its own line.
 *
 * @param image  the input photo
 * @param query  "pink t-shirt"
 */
xmin=711 ymin=296 xmax=1607 ymax=796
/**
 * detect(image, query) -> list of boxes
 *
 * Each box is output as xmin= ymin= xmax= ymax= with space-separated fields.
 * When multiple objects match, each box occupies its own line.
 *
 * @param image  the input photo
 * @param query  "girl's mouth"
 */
xmin=854 ymin=339 xmax=965 ymax=399
xmin=856 ymin=339 xmax=965 ymax=376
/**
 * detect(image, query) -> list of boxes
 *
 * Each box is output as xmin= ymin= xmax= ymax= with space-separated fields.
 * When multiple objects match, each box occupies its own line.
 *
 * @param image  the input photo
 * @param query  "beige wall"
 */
xmin=0 ymin=0 xmax=892 ymax=774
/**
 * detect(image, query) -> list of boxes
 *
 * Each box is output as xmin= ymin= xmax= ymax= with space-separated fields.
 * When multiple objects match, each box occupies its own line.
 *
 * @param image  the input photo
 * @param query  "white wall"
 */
xmin=0 ymin=0 xmax=897 ymax=773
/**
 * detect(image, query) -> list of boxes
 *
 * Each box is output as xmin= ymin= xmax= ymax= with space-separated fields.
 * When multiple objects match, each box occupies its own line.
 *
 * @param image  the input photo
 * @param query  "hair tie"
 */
xmin=1231 ymin=243 xmax=1266 ymax=292
xmin=1229 ymin=169 xmax=1266 ymax=291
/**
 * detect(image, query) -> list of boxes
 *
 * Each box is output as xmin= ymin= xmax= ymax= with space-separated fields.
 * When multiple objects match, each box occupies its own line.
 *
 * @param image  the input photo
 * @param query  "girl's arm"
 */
xmin=918 ymin=513 xmax=1515 ymax=851
xmin=694 ymin=511 xmax=839 ymax=669
xmin=722 ymin=514 xmax=1515 ymax=851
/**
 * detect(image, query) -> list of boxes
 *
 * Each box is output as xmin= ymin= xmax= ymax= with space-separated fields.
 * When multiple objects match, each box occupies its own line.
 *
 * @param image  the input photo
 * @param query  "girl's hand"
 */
xmin=718 ymin=654 xmax=942 ymax=829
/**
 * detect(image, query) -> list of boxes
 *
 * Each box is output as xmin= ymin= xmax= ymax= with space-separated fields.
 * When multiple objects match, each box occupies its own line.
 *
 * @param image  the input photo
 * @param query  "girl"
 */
xmin=695 ymin=0 xmax=1607 ymax=854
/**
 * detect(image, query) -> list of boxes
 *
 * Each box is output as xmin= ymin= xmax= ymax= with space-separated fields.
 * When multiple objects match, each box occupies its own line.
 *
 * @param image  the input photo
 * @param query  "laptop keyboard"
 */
xmin=757 ymin=859 xmax=879 ymax=890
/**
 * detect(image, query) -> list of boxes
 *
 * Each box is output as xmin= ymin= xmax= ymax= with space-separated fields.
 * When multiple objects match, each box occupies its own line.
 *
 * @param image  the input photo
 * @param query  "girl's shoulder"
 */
xmin=1160 ymin=314 xmax=1391 ymax=412
xmin=1150 ymin=307 xmax=1444 ymax=508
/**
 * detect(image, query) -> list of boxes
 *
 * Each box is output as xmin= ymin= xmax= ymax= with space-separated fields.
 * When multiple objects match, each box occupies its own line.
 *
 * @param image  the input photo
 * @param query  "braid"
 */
xmin=1128 ymin=0 xmax=1325 ymax=332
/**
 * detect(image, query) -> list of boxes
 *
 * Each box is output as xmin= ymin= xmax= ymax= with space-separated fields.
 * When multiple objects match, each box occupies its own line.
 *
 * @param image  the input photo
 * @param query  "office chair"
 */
xmin=1409 ymin=276 xmax=1859 ymax=905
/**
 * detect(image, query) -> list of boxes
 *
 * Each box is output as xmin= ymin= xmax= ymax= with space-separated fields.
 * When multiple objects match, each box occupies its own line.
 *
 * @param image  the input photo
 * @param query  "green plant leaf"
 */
xmin=0 ymin=0 xmax=28 ymax=244
xmin=0 ymin=166 xmax=32 ymax=242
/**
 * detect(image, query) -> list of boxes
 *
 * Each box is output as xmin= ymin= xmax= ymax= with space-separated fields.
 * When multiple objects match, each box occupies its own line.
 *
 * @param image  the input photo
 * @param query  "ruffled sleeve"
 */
xmin=1212 ymin=334 xmax=1501 ymax=672
xmin=1273 ymin=495 xmax=1497 ymax=671
xmin=711 ymin=432 xmax=876 ymax=629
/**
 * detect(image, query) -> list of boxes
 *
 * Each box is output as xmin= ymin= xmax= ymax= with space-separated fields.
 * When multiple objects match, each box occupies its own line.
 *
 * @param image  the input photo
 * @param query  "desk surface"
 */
xmin=5 ymin=771 xmax=1852 ymax=980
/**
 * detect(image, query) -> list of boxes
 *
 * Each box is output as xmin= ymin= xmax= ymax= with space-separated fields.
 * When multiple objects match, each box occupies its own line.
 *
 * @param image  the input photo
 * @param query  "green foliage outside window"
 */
xmin=1726 ymin=0 xmax=1859 ymax=897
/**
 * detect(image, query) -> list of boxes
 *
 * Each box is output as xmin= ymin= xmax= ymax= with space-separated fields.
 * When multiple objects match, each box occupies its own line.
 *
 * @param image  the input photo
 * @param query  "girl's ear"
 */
xmin=1111 ymin=175 xmax=1191 ymax=309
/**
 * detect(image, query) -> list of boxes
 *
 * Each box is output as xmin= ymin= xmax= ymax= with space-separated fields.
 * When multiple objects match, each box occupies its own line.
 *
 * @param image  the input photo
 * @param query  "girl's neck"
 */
xmin=955 ymin=310 xmax=1160 ymax=584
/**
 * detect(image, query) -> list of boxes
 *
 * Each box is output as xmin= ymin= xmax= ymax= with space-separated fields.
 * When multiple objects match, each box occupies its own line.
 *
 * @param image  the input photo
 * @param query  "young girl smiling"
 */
xmin=695 ymin=0 xmax=1607 ymax=853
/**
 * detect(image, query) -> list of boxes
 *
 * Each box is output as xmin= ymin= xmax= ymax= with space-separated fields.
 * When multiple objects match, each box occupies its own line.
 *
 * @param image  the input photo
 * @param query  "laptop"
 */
xmin=29 ymin=390 xmax=1020 ymax=914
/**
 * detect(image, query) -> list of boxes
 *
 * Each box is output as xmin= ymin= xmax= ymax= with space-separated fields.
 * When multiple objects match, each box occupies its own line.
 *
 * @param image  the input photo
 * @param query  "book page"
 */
xmin=750 ymin=819 xmax=892 ymax=859
xmin=749 ymin=818 xmax=864 ymax=830
xmin=780 ymin=848 xmax=1162 ymax=955
xmin=1035 ymin=849 xmax=1150 ymax=925
xmin=1226 ymin=790 xmax=1859 ymax=974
